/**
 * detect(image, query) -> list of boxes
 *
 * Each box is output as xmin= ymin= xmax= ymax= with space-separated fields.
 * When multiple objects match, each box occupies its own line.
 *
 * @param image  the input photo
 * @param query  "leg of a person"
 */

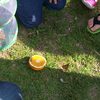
xmin=16 ymin=0 xmax=44 ymax=28
xmin=0 ymin=81 xmax=23 ymax=100
xmin=44 ymin=0 xmax=66 ymax=10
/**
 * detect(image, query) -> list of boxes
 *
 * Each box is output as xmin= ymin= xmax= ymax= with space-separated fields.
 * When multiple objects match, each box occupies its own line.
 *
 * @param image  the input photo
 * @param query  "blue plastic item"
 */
xmin=0 ymin=0 xmax=17 ymax=26
xmin=0 ymin=0 xmax=18 ymax=51
xmin=0 ymin=16 xmax=18 ymax=51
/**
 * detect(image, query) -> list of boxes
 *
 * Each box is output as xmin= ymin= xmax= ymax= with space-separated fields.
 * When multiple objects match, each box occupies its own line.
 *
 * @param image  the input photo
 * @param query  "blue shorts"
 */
xmin=16 ymin=0 xmax=66 ymax=28
xmin=0 ymin=81 xmax=23 ymax=100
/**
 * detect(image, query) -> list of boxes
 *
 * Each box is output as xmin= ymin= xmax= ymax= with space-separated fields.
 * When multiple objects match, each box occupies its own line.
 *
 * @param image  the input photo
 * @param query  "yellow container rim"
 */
xmin=29 ymin=55 xmax=47 ymax=69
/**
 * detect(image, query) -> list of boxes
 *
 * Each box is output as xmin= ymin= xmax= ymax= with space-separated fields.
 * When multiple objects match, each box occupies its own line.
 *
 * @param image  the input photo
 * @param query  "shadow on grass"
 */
xmin=0 ymin=57 xmax=100 ymax=100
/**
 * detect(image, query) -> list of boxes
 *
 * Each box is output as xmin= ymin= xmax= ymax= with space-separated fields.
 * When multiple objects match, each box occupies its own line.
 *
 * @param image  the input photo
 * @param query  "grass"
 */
xmin=0 ymin=0 xmax=100 ymax=100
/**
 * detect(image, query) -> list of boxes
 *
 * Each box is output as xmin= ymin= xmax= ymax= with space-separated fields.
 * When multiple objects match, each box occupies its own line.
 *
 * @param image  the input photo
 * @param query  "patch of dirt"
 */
xmin=64 ymin=12 xmax=88 ymax=33
xmin=67 ymin=1 xmax=82 ymax=9
xmin=77 ymin=17 xmax=86 ymax=27
xmin=18 ymin=25 xmax=38 ymax=41
xmin=0 ymin=51 xmax=10 ymax=58
xmin=64 ymin=12 xmax=76 ymax=33
xmin=35 ymin=34 xmax=63 ymax=55
xmin=76 ymin=43 xmax=84 ymax=49
xmin=88 ymin=85 xmax=100 ymax=100
xmin=58 ymin=62 xmax=69 ymax=72
xmin=64 ymin=12 xmax=74 ymax=23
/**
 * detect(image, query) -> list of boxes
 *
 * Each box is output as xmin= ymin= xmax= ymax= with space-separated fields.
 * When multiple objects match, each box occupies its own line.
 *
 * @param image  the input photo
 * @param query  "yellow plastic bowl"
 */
xmin=29 ymin=55 xmax=47 ymax=71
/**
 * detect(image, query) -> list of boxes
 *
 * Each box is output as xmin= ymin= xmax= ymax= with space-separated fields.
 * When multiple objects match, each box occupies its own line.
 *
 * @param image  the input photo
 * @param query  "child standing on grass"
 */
xmin=16 ymin=0 xmax=66 ymax=28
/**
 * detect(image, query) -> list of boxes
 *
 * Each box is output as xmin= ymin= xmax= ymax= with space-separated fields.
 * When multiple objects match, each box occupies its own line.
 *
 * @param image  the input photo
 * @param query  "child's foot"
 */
xmin=87 ymin=14 xmax=100 ymax=33
xmin=82 ymin=0 xmax=98 ymax=9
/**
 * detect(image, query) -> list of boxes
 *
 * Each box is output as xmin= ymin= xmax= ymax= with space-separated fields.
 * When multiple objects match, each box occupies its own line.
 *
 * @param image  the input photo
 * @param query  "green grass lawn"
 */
xmin=0 ymin=0 xmax=100 ymax=100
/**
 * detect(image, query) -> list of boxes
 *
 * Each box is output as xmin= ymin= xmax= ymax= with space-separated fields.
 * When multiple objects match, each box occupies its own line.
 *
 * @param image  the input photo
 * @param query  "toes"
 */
xmin=88 ymin=18 xmax=94 ymax=28
xmin=91 ymin=25 xmax=100 ymax=32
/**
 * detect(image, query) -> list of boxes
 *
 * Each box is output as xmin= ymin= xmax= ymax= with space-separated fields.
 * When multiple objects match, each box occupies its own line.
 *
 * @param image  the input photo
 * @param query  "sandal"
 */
xmin=87 ymin=14 xmax=100 ymax=34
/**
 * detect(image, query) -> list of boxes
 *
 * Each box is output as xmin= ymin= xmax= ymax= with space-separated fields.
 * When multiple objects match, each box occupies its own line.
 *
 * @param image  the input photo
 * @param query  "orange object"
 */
xmin=29 ymin=55 xmax=47 ymax=71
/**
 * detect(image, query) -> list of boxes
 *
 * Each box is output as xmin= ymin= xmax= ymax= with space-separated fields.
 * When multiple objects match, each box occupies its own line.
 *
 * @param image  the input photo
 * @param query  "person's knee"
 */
xmin=16 ymin=0 xmax=43 ymax=28
xmin=19 ymin=15 xmax=42 ymax=28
